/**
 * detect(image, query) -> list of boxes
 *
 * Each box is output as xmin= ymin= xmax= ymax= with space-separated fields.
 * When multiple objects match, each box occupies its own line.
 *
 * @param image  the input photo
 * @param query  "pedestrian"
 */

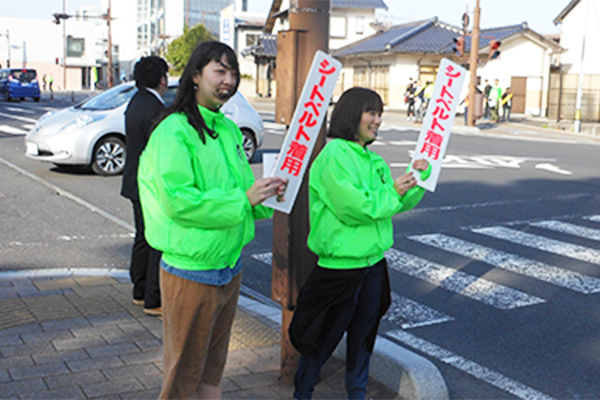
xmin=501 ymin=87 xmax=513 ymax=122
xmin=489 ymin=79 xmax=502 ymax=123
xmin=120 ymin=55 xmax=169 ymax=317
xmin=405 ymin=78 xmax=416 ymax=121
xmin=289 ymin=87 xmax=431 ymax=400
xmin=483 ymin=79 xmax=491 ymax=119
xmin=48 ymin=74 xmax=54 ymax=100
xmin=461 ymin=94 xmax=469 ymax=125
xmin=137 ymin=41 xmax=287 ymax=400
xmin=42 ymin=74 xmax=47 ymax=91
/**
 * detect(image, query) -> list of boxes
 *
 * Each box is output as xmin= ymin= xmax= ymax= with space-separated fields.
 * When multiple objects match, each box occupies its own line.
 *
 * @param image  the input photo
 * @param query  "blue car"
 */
xmin=0 ymin=68 xmax=41 ymax=102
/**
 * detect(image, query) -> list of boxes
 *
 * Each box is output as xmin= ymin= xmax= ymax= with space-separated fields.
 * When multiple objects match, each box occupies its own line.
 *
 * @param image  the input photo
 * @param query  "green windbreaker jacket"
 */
xmin=138 ymin=105 xmax=272 ymax=271
xmin=307 ymin=139 xmax=429 ymax=269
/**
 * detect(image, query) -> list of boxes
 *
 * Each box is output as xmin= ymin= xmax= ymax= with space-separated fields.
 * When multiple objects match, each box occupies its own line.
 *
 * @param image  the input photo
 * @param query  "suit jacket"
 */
xmin=121 ymin=88 xmax=165 ymax=200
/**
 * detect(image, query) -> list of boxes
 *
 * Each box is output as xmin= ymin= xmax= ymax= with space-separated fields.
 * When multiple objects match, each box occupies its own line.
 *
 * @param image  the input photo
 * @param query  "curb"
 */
xmin=334 ymin=335 xmax=449 ymax=400
xmin=240 ymin=286 xmax=449 ymax=400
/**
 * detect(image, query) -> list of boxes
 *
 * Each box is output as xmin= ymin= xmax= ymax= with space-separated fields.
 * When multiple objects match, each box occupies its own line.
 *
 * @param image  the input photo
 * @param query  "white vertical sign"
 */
xmin=411 ymin=58 xmax=466 ymax=192
xmin=220 ymin=4 xmax=234 ymax=48
xmin=263 ymin=50 xmax=342 ymax=214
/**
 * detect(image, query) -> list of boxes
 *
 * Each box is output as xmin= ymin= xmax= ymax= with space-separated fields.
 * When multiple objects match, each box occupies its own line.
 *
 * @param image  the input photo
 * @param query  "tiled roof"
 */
xmin=241 ymin=34 xmax=277 ymax=58
xmin=333 ymin=18 xmax=533 ymax=57
xmin=333 ymin=0 xmax=387 ymax=9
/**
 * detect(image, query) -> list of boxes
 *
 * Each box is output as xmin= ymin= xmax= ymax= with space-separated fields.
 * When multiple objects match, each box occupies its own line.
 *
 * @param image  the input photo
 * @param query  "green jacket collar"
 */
xmin=198 ymin=104 xmax=225 ymax=125
xmin=336 ymin=138 xmax=370 ymax=155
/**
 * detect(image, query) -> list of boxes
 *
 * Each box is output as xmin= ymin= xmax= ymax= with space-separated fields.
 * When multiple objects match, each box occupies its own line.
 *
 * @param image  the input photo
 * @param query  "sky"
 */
xmin=7 ymin=0 xmax=568 ymax=35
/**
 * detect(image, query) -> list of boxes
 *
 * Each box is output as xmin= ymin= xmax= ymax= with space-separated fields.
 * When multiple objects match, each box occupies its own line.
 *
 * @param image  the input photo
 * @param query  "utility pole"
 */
xmin=0 ymin=30 xmax=10 ymax=68
xmin=574 ymin=0 xmax=589 ymax=133
xmin=272 ymin=0 xmax=330 ymax=385
xmin=466 ymin=0 xmax=480 ymax=127
xmin=106 ymin=0 xmax=114 ymax=88
xmin=62 ymin=0 xmax=67 ymax=90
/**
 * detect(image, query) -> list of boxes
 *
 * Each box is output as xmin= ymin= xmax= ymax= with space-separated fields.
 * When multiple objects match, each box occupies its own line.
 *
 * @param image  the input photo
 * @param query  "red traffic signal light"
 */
xmin=489 ymin=39 xmax=501 ymax=60
xmin=453 ymin=36 xmax=465 ymax=57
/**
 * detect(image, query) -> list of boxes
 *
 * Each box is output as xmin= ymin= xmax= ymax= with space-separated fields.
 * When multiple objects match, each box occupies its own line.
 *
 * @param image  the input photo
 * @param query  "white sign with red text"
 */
xmin=410 ymin=58 xmax=466 ymax=192
xmin=263 ymin=50 xmax=342 ymax=214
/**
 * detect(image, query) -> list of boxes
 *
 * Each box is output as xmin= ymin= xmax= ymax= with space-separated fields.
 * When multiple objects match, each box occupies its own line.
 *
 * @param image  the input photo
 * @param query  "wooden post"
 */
xmin=271 ymin=0 xmax=330 ymax=385
xmin=467 ymin=0 xmax=480 ymax=127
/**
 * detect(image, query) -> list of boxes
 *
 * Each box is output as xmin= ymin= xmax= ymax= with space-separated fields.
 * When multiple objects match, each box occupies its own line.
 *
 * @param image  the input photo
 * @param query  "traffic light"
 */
xmin=52 ymin=13 xmax=70 ymax=24
xmin=489 ymin=39 xmax=501 ymax=60
xmin=55 ymin=57 xmax=59 ymax=65
xmin=453 ymin=36 xmax=465 ymax=57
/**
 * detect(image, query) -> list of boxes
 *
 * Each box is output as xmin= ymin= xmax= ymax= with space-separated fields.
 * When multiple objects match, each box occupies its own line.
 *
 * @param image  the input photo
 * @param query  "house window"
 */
xmin=353 ymin=64 xmax=389 ymax=104
xmin=67 ymin=36 xmax=85 ymax=57
xmin=246 ymin=33 xmax=258 ymax=47
xmin=331 ymin=16 xmax=347 ymax=38
xmin=356 ymin=16 xmax=364 ymax=34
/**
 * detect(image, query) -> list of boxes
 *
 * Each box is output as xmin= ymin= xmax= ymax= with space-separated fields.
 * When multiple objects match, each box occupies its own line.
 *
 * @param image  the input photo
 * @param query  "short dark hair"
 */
xmin=133 ymin=56 xmax=168 ymax=89
xmin=166 ymin=41 xmax=240 ymax=144
xmin=328 ymin=87 xmax=383 ymax=142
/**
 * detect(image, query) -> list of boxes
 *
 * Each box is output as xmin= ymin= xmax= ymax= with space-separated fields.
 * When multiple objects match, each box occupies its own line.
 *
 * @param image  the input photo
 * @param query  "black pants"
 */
xmin=130 ymin=199 xmax=161 ymax=308
xmin=293 ymin=261 xmax=389 ymax=399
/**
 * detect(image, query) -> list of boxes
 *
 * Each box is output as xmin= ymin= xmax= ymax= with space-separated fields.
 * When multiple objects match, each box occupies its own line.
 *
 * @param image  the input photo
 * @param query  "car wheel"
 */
xmin=91 ymin=136 xmax=126 ymax=176
xmin=34 ymin=97 xmax=40 ymax=102
xmin=241 ymin=129 xmax=257 ymax=162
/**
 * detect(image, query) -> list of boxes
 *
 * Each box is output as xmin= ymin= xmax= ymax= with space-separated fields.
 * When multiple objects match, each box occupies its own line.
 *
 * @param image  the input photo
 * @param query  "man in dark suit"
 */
xmin=120 ymin=56 xmax=168 ymax=316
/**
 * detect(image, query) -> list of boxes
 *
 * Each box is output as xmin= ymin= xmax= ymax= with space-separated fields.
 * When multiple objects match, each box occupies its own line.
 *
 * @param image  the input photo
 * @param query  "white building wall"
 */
xmin=558 ymin=0 xmax=600 ymax=75
xmin=329 ymin=8 xmax=378 ymax=51
xmin=0 ymin=17 xmax=105 ymax=90
xmin=478 ymin=36 xmax=550 ymax=116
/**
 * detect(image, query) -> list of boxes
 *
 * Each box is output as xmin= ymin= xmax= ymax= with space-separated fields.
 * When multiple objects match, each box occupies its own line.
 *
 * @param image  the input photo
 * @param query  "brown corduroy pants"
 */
xmin=158 ymin=268 xmax=241 ymax=399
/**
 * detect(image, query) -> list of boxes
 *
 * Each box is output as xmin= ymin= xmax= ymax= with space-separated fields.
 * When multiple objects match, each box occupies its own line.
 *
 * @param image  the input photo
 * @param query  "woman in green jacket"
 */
xmin=290 ymin=87 xmax=430 ymax=399
xmin=138 ymin=41 xmax=286 ymax=400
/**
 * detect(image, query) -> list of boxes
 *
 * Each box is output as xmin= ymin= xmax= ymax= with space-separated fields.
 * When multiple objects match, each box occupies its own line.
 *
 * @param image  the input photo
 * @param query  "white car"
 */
xmin=25 ymin=80 xmax=265 ymax=175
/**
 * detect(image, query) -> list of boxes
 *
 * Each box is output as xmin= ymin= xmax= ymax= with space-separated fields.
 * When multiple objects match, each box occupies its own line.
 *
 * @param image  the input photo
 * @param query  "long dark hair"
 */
xmin=166 ymin=41 xmax=240 ymax=143
xmin=328 ymin=87 xmax=383 ymax=142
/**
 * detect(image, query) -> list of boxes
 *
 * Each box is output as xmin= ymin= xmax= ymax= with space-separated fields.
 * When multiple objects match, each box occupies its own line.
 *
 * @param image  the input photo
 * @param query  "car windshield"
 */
xmin=10 ymin=70 xmax=37 ymax=82
xmin=79 ymin=84 xmax=138 ymax=111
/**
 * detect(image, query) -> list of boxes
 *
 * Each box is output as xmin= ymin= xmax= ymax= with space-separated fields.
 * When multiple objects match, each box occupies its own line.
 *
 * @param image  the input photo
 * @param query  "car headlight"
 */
xmin=60 ymin=114 xmax=106 ymax=132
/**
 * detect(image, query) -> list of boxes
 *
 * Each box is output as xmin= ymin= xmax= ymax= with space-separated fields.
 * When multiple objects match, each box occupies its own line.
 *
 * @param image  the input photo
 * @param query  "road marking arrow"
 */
xmin=535 ymin=163 xmax=572 ymax=175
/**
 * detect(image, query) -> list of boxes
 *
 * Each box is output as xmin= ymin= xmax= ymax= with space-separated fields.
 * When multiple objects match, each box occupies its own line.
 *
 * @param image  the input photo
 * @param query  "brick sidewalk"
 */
xmin=0 ymin=272 xmax=399 ymax=399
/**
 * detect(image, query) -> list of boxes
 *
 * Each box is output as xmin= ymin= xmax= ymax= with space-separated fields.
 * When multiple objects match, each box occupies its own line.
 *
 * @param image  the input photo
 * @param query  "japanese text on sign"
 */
xmin=263 ymin=51 xmax=342 ymax=214
xmin=411 ymin=58 xmax=466 ymax=192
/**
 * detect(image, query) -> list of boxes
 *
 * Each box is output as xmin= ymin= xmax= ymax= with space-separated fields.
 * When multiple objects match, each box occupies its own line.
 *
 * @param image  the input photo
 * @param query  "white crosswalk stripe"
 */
xmin=409 ymin=233 xmax=600 ymax=294
xmin=251 ymin=216 xmax=600 ymax=322
xmin=0 ymin=125 xmax=27 ymax=135
xmin=472 ymin=226 xmax=600 ymax=265
xmin=385 ymin=248 xmax=545 ymax=309
xmin=386 ymin=330 xmax=555 ymax=400
xmin=585 ymin=215 xmax=600 ymax=222
xmin=530 ymin=220 xmax=600 ymax=242
xmin=384 ymin=292 xmax=454 ymax=329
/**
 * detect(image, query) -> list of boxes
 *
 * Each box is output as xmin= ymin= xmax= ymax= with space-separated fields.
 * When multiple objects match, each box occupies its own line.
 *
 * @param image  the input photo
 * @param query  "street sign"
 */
xmin=410 ymin=58 xmax=467 ymax=192
xmin=263 ymin=50 xmax=341 ymax=214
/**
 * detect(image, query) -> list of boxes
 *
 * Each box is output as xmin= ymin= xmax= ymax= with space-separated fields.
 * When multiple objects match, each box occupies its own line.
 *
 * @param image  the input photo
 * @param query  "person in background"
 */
xmin=489 ymin=79 xmax=502 ymax=123
xmin=48 ymin=74 xmax=54 ymax=101
xmin=501 ymin=87 xmax=513 ymax=122
xmin=120 ymin=55 xmax=169 ymax=317
xmin=405 ymin=78 xmax=416 ymax=121
xmin=289 ymin=87 xmax=431 ymax=400
xmin=137 ymin=41 xmax=287 ymax=400
xmin=483 ymin=79 xmax=491 ymax=119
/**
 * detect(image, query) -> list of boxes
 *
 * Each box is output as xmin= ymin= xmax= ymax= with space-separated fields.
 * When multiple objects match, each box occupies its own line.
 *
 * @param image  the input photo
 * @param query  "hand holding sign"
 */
xmin=394 ymin=159 xmax=429 ymax=196
xmin=410 ymin=58 xmax=466 ymax=192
